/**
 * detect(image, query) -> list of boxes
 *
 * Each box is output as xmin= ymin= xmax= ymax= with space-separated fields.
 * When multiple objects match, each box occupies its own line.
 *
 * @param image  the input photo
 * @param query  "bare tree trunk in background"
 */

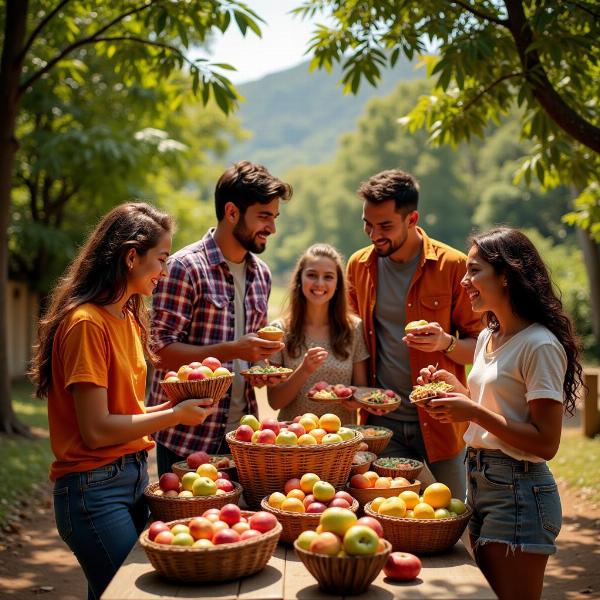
xmin=577 ymin=227 xmax=600 ymax=355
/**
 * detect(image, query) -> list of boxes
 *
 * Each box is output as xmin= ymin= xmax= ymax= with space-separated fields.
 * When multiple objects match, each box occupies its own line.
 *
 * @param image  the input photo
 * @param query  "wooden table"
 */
xmin=102 ymin=538 xmax=495 ymax=600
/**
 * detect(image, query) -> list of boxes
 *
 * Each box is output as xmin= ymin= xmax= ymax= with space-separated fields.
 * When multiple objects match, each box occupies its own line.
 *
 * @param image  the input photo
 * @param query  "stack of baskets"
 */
xmin=144 ymin=482 xmax=243 ymax=521
xmin=140 ymin=513 xmax=282 ymax=582
xmin=364 ymin=501 xmax=473 ymax=554
xmin=226 ymin=430 xmax=363 ymax=509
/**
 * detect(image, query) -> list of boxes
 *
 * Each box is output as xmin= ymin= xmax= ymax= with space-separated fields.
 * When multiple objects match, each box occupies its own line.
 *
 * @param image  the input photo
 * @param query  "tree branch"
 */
xmin=19 ymin=0 xmax=74 ymax=60
xmin=18 ymin=0 xmax=159 ymax=96
xmin=504 ymin=0 xmax=600 ymax=154
xmin=448 ymin=1 xmax=507 ymax=26
xmin=565 ymin=1 xmax=600 ymax=19
xmin=461 ymin=71 xmax=523 ymax=113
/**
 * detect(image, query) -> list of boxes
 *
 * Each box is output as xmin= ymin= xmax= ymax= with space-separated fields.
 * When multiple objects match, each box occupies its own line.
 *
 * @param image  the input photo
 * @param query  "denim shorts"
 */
xmin=53 ymin=451 xmax=149 ymax=600
xmin=466 ymin=447 xmax=561 ymax=555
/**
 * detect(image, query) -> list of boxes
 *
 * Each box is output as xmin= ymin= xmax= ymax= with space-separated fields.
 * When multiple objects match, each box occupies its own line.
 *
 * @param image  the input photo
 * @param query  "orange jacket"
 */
xmin=346 ymin=228 xmax=482 ymax=462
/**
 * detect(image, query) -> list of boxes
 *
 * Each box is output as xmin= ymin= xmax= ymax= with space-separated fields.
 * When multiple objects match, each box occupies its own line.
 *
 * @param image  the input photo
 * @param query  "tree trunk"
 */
xmin=0 ymin=0 xmax=31 ymax=435
xmin=576 ymin=227 xmax=600 ymax=354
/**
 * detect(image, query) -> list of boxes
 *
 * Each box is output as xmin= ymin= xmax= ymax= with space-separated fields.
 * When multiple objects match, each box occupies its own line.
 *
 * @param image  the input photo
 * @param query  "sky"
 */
xmin=206 ymin=1 xmax=322 ymax=84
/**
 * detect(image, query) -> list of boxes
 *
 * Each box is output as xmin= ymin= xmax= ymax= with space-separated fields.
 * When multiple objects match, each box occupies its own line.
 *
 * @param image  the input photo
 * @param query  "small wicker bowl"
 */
xmin=364 ymin=501 xmax=473 ymax=554
xmin=345 ymin=480 xmax=421 ymax=510
xmin=172 ymin=455 xmax=238 ymax=482
xmin=344 ymin=425 xmax=393 ymax=455
xmin=372 ymin=457 xmax=424 ymax=481
xmin=294 ymin=539 xmax=392 ymax=595
xmin=349 ymin=451 xmax=377 ymax=477
xmin=159 ymin=374 xmax=233 ymax=404
xmin=260 ymin=496 xmax=360 ymax=545
xmin=239 ymin=367 xmax=293 ymax=383
xmin=144 ymin=481 xmax=243 ymax=521
xmin=354 ymin=387 xmax=401 ymax=414
xmin=140 ymin=513 xmax=282 ymax=583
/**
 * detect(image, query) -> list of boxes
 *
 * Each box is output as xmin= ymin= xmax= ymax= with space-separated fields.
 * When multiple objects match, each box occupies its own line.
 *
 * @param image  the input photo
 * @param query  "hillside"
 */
xmin=229 ymin=59 xmax=420 ymax=174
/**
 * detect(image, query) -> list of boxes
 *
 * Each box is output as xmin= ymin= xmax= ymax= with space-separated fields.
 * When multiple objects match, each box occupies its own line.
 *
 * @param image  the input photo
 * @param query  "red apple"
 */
xmin=164 ymin=370 xmax=178 ymax=379
xmin=154 ymin=530 xmax=174 ymax=545
xmin=309 ymin=532 xmax=342 ymax=556
xmin=240 ymin=529 xmax=262 ymax=541
xmin=216 ymin=471 xmax=230 ymax=481
xmin=383 ymin=552 xmax=422 ymax=581
xmin=212 ymin=528 xmax=240 ymax=545
xmin=256 ymin=429 xmax=276 ymax=444
xmin=287 ymin=422 xmax=306 ymax=438
xmin=349 ymin=473 xmax=371 ymax=489
xmin=334 ymin=490 xmax=355 ymax=504
xmin=215 ymin=478 xmax=234 ymax=492
xmin=148 ymin=521 xmax=170 ymax=541
xmin=188 ymin=361 xmax=203 ymax=369
xmin=283 ymin=478 xmax=302 ymax=494
xmin=214 ymin=457 xmax=231 ymax=468
xmin=186 ymin=450 xmax=210 ymax=469
xmin=384 ymin=389 xmax=397 ymax=398
xmin=202 ymin=356 xmax=222 ymax=371
xmin=158 ymin=472 xmax=180 ymax=492
xmin=248 ymin=511 xmax=278 ymax=533
xmin=306 ymin=502 xmax=328 ymax=514
xmin=313 ymin=381 xmax=329 ymax=391
xmin=303 ymin=494 xmax=316 ymax=509
xmin=260 ymin=418 xmax=281 ymax=434
xmin=219 ymin=504 xmax=242 ymax=526
xmin=235 ymin=424 xmax=254 ymax=442
xmin=328 ymin=498 xmax=351 ymax=509
xmin=187 ymin=369 xmax=208 ymax=381
xmin=188 ymin=517 xmax=214 ymax=541
xmin=356 ymin=516 xmax=384 ymax=538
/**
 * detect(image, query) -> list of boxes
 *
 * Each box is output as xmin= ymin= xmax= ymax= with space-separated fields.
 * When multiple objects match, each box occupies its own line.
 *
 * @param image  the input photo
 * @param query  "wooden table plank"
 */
xmin=238 ymin=544 xmax=286 ymax=600
xmin=282 ymin=545 xmax=342 ymax=600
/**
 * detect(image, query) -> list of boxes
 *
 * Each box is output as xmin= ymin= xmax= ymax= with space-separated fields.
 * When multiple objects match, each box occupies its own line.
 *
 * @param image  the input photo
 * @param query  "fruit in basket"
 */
xmin=296 ymin=530 xmax=319 ymax=551
xmin=268 ymin=491 xmax=286 ymax=509
xmin=378 ymin=497 xmax=407 ymax=517
xmin=256 ymin=429 xmax=277 ymax=444
xmin=215 ymin=478 xmax=234 ymax=492
xmin=318 ymin=413 xmax=341 ymax=432
xmin=196 ymin=463 xmax=219 ymax=480
xmin=343 ymin=524 xmax=380 ymax=556
xmin=188 ymin=369 xmax=208 ymax=381
xmin=192 ymin=476 xmax=217 ymax=496
xmin=240 ymin=414 xmax=261 ymax=431
xmin=276 ymin=430 xmax=298 ymax=445
xmin=322 ymin=433 xmax=343 ymax=444
xmin=202 ymin=356 xmax=222 ymax=371
xmin=337 ymin=427 xmax=354 ymax=441
xmin=219 ymin=504 xmax=242 ymax=526
xmin=398 ymin=490 xmax=421 ymax=509
xmin=383 ymin=552 xmax=422 ymax=581
xmin=260 ymin=417 xmax=281 ymax=434
xmin=447 ymin=498 xmax=467 ymax=515
xmin=355 ymin=516 xmax=384 ymax=538
xmin=154 ymin=530 xmax=175 ymax=545
xmin=248 ymin=511 xmax=278 ymax=533
xmin=177 ymin=364 xmax=193 ymax=380
xmin=148 ymin=521 xmax=170 ymax=541
xmin=181 ymin=471 xmax=200 ymax=491
xmin=235 ymin=424 xmax=254 ymax=442
xmin=213 ymin=528 xmax=241 ymax=545
xmin=310 ymin=531 xmax=342 ymax=556
xmin=329 ymin=498 xmax=350 ymax=509
xmin=313 ymin=481 xmax=336 ymax=503
xmin=188 ymin=517 xmax=213 ymax=540
xmin=287 ymin=422 xmax=306 ymax=437
xmin=172 ymin=532 xmax=195 ymax=546
xmin=334 ymin=490 xmax=354 ymax=504
xmin=350 ymin=473 xmax=371 ymax=489
xmin=423 ymin=482 xmax=452 ymax=509
xmin=413 ymin=502 xmax=436 ymax=519
xmin=186 ymin=450 xmax=210 ymax=469
xmin=159 ymin=472 xmax=180 ymax=493
xmin=300 ymin=473 xmax=321 ymax=493
xmin=320 ymin=507 xmax=358 ymax=536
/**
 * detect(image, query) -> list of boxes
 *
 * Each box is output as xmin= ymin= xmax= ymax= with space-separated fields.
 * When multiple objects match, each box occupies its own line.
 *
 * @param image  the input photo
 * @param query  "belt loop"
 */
xmin=118 ymin=455 xmax=125 ymax=469
xmin=524 ymin=460 xmax=529 ymax=473
xmin=476 ymin=449 xmax=481 ymax=471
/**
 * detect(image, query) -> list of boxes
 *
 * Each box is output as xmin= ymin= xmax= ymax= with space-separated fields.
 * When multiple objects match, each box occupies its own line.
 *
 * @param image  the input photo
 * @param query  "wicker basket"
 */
xmin=346 ymin=480 xmax=421 ymax=510
xmin=260 ymin=496 xmax=360 ymax=545
xmin=345 ymin=425 xmax=393 ymax=455
xmin=159 ymin=374 xmax=233 ymax=404
xmin=226 ymin=430 xmax=363 ymax=509
xmin=364 ymin=501 xmax=472 ymax=554
xmin=372 ymin=457 xmax=423 ymax=481
xmin=140 ymin=513 xmax=281 ymax=583
xmin=349 ymin=451 xmax=377 ymax=477
xmin=172 ymin=455 xmax=238 ymax=482
xmin=294 ymin=539 xmax=391 ymax=595
xmin=354 ymin=387 xmax=401 ymax=414
xmin=144 ymin=481 xmax=242 ymax=521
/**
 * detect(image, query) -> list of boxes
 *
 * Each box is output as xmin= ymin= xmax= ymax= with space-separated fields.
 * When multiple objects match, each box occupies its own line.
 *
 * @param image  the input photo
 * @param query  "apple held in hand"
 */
xmin=343 ymin=524 xmax=380 ymax=556
xmin=383 ymin=552 xmax=422 ymax=581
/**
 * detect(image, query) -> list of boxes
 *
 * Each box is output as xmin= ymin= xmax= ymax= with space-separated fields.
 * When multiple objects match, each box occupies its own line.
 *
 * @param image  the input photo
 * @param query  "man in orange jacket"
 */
xmin=346 ymin=169 xmax=481 ymax=499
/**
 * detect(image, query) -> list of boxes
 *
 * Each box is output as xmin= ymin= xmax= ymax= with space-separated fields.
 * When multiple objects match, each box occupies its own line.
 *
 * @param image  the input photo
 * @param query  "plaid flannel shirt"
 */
xmin=147 ymin=228 xmax=270 ymax=455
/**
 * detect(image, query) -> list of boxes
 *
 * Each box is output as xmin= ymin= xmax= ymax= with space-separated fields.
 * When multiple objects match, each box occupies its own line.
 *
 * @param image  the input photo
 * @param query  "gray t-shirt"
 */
xmin=225 ymin=259 xmax=248 ymax=432
xmin=375 ymin=252 xmax=421 ymax=421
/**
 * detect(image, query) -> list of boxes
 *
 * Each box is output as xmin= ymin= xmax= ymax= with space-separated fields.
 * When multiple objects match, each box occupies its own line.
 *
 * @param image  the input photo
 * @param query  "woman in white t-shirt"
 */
xmin=267 ymin=243 xmax=369 ymax=423
xmin=418 ymin=227 xmax=583 ymax=600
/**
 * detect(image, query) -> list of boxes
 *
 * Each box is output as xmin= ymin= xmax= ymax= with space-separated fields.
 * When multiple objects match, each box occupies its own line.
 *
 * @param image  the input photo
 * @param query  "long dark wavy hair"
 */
xmin=283 ymin=244 xmax=354 ymax=360
xmin=470 ymin=227 xmax=584 ymax=415
xmin=30 ymin=203 xmax=174 ymax=398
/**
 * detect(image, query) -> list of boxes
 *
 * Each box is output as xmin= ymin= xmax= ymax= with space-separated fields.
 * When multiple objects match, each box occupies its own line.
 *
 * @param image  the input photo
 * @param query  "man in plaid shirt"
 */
xmin=147 ymin=161 xmax=292 ymax=475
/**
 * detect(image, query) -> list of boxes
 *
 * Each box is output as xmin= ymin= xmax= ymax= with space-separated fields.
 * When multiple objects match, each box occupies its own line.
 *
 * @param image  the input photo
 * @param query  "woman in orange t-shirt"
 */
xmin=29 ymin=203 xmax=216 ymax=600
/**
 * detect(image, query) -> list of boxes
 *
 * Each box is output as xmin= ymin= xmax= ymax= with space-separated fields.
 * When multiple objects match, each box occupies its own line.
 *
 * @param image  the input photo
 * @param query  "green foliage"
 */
xmin=294 ymin=0 xmax=600 ymax=234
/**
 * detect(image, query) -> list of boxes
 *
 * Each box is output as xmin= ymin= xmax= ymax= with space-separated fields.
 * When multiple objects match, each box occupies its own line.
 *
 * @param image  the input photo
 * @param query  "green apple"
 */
xmin=434 ymin=508 xmax=451 ymax=519
xmin=343 ymin=525 xmax=380 ymax=556
xmin=296 ymin=530 xmax=319 ymax=551
xmin=313 ymin=481 xmax=335 ymax=503
xmin=170 ymin=523 xmax=190 ymax=536
xmin=447 ymin=498 xmax=467 ymax=515
xmin=240 ymin=414 xmax=261 ymax=431
xmin=337 ymin=427 xmax=355 ymax=441
xmin=181 ymin=471 xmax=199 ymax=492
xmin=172 ymin=532 xmax=194 ymax=546
xmin=251 ymin=430 xmax=261 ymax=443
xmin=320 ymin=507 xmax=357 ymax=536
xmin=321 ymin=433 xmax=343 ymax=444
xmin=275 ymin=430 xmax=298 ymax=445
xmin=192 ymin=476 xmax=217 ymax=496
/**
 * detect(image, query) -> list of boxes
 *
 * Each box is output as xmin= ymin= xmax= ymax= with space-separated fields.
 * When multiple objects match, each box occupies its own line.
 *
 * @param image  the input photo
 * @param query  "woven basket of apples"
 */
xmin=346 ymin=471 xmax=421 ymax=510
xmin=260 ymin=473 xmax=359 ymax=544
xmin=293 ymin=507 xmax=391 ymax=595
xmin=140 ymin=505 xmax=281 ymax=582
xmin=226 ymin=412 xmax=363 ymax=509
xmin=171 ymin=450 xmax=238 ymax=482
xmin=159 ymin=357 xmax=233 ymax=404
xmin=145 ymin=463 xmax=242 ymax=521
xmin=364 ymin=482 xmax=472 ymax=554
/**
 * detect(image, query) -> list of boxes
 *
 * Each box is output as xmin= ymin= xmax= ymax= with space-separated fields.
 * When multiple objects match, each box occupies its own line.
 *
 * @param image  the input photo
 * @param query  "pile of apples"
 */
xmin=370 ymin=482 xmax=467 ymax=520
xmin=295 ymin=507 xmax=385 ymax=557
xmin=267 ymin=473 xmax=356 ymax=514
xmin=307 ymin=381 xmax=353 ymax=400
xmin=349 ymin=471 xmax=413 ymax=490
xmin=155 ymin=462 xmax=234 ymax=497
xmin=233 ymin=413 xmax=356 ymax=446
xmin=163 ymin=357 xmax=232 ymax=382
xmin=147 ymin=505 xmax=278 ymax=547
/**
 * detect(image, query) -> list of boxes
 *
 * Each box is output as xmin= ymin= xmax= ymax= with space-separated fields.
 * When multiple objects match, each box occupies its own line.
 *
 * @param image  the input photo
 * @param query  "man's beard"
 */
xmin=233 ymin=217 xmax=268 ymax=254
xmin=373 ymin=239 xmax=398 ymax=257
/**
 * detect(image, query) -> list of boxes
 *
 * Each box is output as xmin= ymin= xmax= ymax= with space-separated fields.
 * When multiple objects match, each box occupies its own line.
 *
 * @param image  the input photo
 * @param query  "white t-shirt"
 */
xmin=464 ymin=323 xmax=567 ymax=462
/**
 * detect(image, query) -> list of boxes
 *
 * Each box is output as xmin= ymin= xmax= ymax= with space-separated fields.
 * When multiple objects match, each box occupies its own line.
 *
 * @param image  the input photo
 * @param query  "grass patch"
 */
xmin=0 ymin=379 xmax=53 ymax=525
xmin=549 ymin=428 xmax=600 ymax=495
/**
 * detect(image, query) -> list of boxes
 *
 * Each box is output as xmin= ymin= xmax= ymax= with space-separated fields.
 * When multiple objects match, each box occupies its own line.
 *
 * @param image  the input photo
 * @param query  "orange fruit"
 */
xmin=423 ymin=483 xmax=452 ymax=509
xmin=398 ymin=490 xmax=420 ymax=510
xmin=413 ymin=502 xmax=436 ymax=519
xmin=281 ymin=497 xmax=305 ymax=512
xmin=287 ymin=488 xmax=306 ymax=501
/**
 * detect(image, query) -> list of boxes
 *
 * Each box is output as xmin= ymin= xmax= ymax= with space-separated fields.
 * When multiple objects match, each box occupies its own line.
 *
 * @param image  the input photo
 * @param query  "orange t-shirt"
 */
xmin=48 ymin=303 xmax=153 ymax=481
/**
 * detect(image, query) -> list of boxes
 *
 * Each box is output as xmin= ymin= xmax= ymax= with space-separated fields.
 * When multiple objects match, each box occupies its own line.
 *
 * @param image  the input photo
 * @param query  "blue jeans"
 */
xmin=466 ymin=447 xmax=561 ymax=555
xmin=367 ymin=415 xmax=467 ymax=501
xmin=53 ymin=451 xmax=149 ymax=600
